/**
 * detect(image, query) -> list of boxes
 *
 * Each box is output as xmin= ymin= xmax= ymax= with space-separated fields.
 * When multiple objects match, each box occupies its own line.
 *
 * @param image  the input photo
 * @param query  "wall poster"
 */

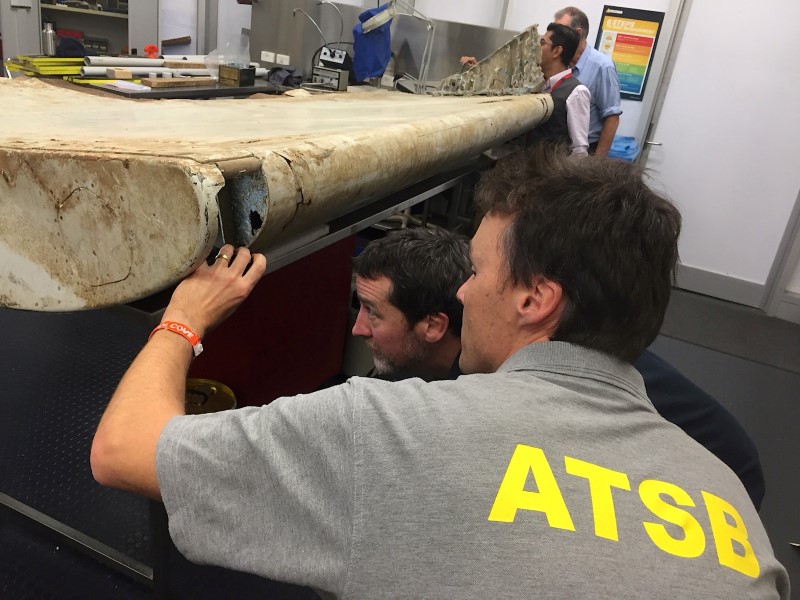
xmin=594 ymin=6 xmax=665 ymax=101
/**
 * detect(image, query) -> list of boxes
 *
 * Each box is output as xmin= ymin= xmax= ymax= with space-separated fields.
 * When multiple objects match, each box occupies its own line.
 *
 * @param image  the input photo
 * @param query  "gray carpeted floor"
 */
xmin=653 ymin=289 xmax=800 ymax=597
xmin=661 ymin=289 xmax=800 ymax=374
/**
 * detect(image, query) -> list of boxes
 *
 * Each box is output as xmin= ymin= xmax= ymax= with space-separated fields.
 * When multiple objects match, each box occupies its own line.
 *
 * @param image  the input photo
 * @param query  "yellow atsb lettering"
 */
xmin=564 ymin=456 xmax=630 ymax=541
xmin=702 ymin=491 xmax=760 ymax=578
xmin=488 ymin=444 xmax=575 ymax=531
xmin=640 ymin=479 xmax=705 ymax=558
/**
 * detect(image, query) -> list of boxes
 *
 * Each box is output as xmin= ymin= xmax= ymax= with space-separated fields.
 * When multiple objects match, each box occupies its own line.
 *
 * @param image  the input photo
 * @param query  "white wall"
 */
xmin=216 ymin=0 xmax=250 ymax=49
xmin=414 ymin=0 xmax=505 ymax=28
xmin=157 ymin=0 xmax=251 ymax=59
xmin=643 ymin=0 xmax=800 ymax=289
xmin=499 ymin=0 xmax=800 ymax=304
xmin=160 ymin=0 xmax=197 ymax=53
xmin=329 ymin=0 xmax=507 ymax=28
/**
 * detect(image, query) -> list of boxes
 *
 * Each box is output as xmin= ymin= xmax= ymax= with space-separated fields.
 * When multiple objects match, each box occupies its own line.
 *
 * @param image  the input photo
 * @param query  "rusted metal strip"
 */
xmin=214 ymin=157 xmax=263 ymax=179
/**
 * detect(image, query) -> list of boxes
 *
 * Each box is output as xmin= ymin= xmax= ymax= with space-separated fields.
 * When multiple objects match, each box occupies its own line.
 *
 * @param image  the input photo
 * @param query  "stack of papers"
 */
xmin=103 ymin=80 xmax=151 ymax=92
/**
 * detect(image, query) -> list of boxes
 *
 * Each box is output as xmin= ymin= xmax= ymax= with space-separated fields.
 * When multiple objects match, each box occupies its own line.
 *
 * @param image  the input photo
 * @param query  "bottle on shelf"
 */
xmin=42 ymin=22 xmax=58 ymax=56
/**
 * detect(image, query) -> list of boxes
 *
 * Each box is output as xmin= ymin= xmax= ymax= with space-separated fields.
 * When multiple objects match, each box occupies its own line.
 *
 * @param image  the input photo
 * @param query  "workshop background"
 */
xmin=1 ymin=0 xmax=799 ymax=597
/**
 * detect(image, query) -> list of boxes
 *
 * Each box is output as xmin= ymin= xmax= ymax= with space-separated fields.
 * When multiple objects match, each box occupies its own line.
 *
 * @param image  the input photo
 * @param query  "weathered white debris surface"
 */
xmin=0 ymin=78 xmax=553 ymax=310
xmin=437 ymin=25 xmax=544 ymax=96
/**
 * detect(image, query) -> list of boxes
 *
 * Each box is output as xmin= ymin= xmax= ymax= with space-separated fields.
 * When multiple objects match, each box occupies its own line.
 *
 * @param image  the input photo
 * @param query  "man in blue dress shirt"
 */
xmin=554 ymin=6 xmax=623 ymax=156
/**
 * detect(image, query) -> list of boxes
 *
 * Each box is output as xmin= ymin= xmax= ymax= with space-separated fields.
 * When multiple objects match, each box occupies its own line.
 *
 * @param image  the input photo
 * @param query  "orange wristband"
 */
xmin=149 ymin=321 xmax=204 ymax=357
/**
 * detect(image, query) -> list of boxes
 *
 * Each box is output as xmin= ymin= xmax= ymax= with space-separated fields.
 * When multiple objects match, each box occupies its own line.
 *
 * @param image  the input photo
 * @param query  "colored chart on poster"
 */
xmin=595 ymin=6 xmax=664 ymax=101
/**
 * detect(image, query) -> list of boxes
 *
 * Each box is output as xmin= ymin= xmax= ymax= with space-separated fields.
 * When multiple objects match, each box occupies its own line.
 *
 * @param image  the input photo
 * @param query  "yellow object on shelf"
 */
xmin=64 ymin=76 xmax=142 ymax=85
xmin=8 ymin=55 xmax=85 ymax=76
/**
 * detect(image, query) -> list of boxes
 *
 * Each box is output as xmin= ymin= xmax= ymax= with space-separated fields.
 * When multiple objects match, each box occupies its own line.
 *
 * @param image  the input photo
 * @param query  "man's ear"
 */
xmin=553 ymin=45 xmax=564 ymax=61
xmin=516 ymin=277 xmax=564 ymax=329
xmin=417 ymin=312 xmax=450 ymax=343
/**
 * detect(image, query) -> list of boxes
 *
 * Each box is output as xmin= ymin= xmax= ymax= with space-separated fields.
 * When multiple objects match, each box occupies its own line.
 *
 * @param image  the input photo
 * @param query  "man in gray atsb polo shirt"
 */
xmin=91 ymin=148 xmax=789 ymax=599
xmin=352 ymin=227 xmax=767 ymax=511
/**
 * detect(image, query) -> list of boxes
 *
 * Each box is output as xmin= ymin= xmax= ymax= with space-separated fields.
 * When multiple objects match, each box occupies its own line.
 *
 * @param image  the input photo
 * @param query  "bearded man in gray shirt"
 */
xmin=92 ymin=148 xmax=789 ymax=599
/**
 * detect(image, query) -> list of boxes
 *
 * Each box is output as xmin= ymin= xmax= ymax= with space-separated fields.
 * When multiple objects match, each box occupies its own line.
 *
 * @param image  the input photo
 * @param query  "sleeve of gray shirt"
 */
xmin=156 ymin=381 xmax=357 ymax=596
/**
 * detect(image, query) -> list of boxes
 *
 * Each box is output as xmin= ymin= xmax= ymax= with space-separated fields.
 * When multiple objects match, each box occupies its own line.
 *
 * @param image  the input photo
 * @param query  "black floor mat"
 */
xmin=0 ymin=307 xmax=320 ymax=598
xmin=0 ymin=519 xmax=150 ymax=599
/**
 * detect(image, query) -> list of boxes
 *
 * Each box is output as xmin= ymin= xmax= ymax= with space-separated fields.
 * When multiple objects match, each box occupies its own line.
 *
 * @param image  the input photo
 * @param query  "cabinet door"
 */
xmin=128 ymin=0 xmax=158 ymax=55
xmin=1 ymin=0 xmax=44 ymax=56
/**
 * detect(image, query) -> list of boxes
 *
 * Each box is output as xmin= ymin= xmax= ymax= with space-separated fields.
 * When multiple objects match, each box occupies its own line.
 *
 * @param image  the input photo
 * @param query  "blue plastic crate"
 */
xmin=608 ymin=136 xmax=640 ymax=162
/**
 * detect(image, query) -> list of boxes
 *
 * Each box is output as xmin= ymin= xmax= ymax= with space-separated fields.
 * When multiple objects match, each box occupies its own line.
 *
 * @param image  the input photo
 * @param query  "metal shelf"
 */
xmin=41 ymin=4 xmax=128 ymax=19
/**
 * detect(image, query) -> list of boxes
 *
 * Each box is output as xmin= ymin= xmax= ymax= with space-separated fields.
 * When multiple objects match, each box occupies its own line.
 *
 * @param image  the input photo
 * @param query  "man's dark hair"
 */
xmin=546 ymin=22 xmax=580 ymax=67
xmin=554 ymin=6 xmax=590 ymax=40
xmin=353 ymin=228 xmax=471 ymax=335
xmin=476 ymin=146 xmax=681 ymax=362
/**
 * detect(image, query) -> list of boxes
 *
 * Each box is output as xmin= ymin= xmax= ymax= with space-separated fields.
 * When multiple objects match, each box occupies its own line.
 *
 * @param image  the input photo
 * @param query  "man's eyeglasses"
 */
xmin=539 ymin=39 xmax=553 ymax=47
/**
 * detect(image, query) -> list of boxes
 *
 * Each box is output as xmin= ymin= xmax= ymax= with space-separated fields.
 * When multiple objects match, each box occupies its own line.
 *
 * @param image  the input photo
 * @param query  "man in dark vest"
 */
xmin=531 ymin=23 xmax=590 ymax=156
